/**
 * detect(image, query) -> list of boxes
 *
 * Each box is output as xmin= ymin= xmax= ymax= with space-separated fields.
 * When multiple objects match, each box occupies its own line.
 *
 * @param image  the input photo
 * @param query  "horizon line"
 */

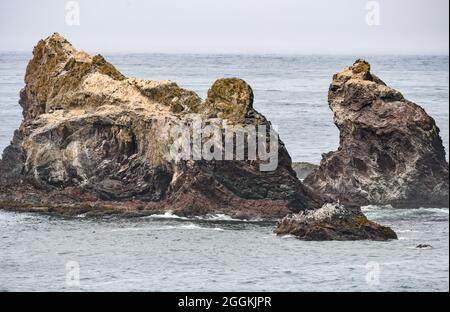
xmin=0 ymin=50 xmax=449 ymax=57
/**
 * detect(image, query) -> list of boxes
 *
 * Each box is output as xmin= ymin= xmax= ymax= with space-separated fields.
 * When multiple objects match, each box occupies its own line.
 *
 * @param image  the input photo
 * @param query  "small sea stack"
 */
xmin=274 ymin=203 xmax=398 ymax=241
xmin=304 ymin=60 xmax=449 ymax=208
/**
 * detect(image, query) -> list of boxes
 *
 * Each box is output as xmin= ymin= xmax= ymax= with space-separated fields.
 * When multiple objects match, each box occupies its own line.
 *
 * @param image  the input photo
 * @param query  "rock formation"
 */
xmin=304 ymin=60 xmax=449 ymax=208
xmin=0 ymin=33 xmax=325 ymax=219
xmin=274 ymin=203 xmax=397 ymax=241
xmin=0 ymin=35 xmax=398 ymax=241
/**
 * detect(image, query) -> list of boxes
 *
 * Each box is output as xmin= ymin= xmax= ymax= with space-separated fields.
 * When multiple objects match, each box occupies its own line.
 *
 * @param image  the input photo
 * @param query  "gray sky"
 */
xmin=0 ymin=0 xmax=448 ymax=54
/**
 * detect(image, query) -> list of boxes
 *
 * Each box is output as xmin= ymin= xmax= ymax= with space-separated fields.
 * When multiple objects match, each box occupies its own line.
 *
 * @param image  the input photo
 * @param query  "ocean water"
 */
xmin=0 ymin=54 xmax=449 ymax=292
xmin=0 ymin=208 xmax=448 ymax=292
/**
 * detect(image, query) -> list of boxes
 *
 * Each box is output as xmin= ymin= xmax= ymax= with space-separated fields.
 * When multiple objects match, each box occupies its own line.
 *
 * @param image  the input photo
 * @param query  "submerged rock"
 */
xmin=0 ymin=33 xmax=325 ymax=219
xmin=274 ymin=203 xmax=397 ymax=241
xmin=416 ymin=244 xmax=433 ymax=250
xmin=304 ymin=59 xmax=449 ymax=208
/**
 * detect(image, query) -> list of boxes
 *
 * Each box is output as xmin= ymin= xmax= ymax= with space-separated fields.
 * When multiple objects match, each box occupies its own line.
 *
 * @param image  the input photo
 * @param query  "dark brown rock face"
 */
xmin=274 ymin=203 xmax=398 ymax=241
xmin=304 ymin=60 xmax=449 ymax=208
xmin=0 ymin=33 xmax=324 ymax=219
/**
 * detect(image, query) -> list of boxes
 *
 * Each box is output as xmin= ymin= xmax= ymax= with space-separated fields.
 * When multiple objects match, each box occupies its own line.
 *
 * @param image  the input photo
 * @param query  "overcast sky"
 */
xmin=0 ymin=0 xmax=448 ymax=54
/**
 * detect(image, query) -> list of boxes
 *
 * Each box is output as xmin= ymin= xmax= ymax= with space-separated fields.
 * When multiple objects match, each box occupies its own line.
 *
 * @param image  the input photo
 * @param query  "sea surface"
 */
xmin=0 ymin=208 xmax=448 ymax=292
xmin=0 ymin=54 xmax=449 ymax=291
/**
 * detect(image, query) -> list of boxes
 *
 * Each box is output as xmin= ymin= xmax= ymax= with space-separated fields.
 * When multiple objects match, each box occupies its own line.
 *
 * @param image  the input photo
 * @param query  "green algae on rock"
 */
xmin=205 ymin=78 xmax=255 ymax=123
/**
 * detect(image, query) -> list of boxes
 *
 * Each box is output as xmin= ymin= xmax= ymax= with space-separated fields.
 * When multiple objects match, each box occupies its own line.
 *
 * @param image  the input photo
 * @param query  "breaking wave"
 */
xmin=143 ymin=211 xmax=262 ymax=222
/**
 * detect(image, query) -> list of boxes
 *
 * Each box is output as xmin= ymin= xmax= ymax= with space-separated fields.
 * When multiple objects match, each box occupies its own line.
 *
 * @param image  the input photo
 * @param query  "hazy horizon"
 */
xmin=1 ymin=0 xmax=449 ymax=55
xmin=1 ymin=49 xmax=448 ymax=57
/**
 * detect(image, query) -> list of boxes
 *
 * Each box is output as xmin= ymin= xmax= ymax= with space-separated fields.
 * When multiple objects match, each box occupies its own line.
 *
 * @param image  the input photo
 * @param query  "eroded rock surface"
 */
xmin=0 ymin=33 xmax=325 ymax=219
xmin=304 ymin=60 xmax=449 ymax=208
xmin=274 ymin=203 xmax=397 ymax=241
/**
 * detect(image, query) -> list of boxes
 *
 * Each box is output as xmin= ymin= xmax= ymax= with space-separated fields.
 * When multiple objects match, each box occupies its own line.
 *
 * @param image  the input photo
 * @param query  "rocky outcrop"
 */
xmin=0 ymin=35 xmax=399 ymax=241
xmin=0 ymin=33 xmax=326 ymax=219
xmin=304 ymin=60 xmax=449 ymax=208
xmin=274 ymin=203 xmax=397 ymax=241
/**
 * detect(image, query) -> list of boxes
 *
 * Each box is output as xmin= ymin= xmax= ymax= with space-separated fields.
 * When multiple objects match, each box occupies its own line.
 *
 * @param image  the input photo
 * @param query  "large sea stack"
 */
xmin=304 ymin=60 xmax=449 ymax=208
xmin=0 ymin=33 xmax=325 ymax=219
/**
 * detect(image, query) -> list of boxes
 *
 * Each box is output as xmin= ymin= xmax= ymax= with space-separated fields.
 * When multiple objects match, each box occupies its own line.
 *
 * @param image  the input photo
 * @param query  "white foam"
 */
xmin=144 ymin=212 xmax=262 ymax=222
xmin=0 ymin=211 xmax=40 ymax=225
xmin=180 ymin=223 xmax=225 ymax=231
xmin=144 ymin=211 xmax=189 ymax=220
xmin=202 ymin=214 xmax=240 ymax=221
xmin=396 ymin=229 xmax=419 ymax=233
xmin=201 ymin=214 xmax=263 ymax=222
xmin=361 ymin=205 xmax=394 ymax=212
xmin=180 ymin=223 xmax=204 ymax=230
xmin=155 ymin=223 xmax=225 ymax=232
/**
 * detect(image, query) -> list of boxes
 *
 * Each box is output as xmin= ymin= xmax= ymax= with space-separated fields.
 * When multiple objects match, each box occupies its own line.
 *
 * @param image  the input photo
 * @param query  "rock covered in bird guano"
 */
xmin=274 ymin=203 xmax=397 ymax=241
xmin=0 ymin=33 xmax=326 ymax=219
xmin=304 ymin=59 xmax=449 ymax=208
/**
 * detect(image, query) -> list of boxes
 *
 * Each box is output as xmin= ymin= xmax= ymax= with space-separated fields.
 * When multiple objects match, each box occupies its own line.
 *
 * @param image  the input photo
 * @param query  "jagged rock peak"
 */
xmin=21 ymin=34 xmax=262 ymax=124
xmin=22 ymin=33 xmax=125 ymax=118
xmin=351 ymin=58 xmax=371 ymax=74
